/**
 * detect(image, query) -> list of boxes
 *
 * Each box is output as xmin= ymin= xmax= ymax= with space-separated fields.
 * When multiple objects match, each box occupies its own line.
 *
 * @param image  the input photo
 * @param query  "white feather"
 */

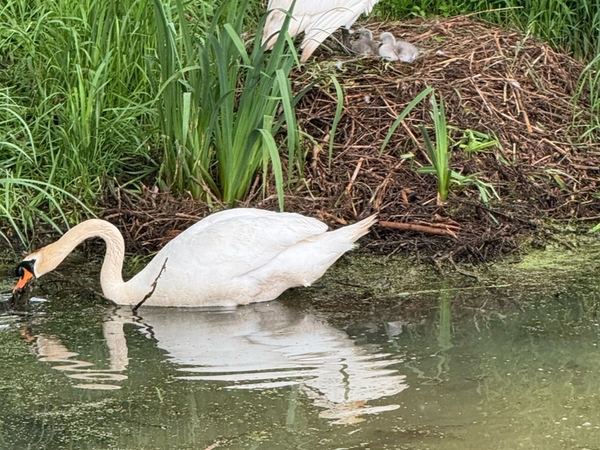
xmin=16 ymin=208 xmax=377 ymax=307
xmin=262 ymin=0 xmax=380 ymax=62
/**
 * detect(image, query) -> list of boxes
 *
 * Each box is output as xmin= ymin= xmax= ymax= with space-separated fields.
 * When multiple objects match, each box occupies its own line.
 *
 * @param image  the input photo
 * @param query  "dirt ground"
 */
xmin=102 ymin=16 xmax=600 ymax=265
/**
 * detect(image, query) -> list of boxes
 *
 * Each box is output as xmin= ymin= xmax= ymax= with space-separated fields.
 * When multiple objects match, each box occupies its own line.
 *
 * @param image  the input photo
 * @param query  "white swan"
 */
xmin=379 ymin=32 xmax=419 ymax=63
xmin=262 ymin=0 xmax=380 ymax=62
xmin=13 ymin=208 xmax=376 ymax=307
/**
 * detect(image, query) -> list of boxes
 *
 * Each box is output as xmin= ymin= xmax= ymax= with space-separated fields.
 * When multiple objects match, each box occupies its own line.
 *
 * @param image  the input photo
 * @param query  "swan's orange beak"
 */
xmin=13 ymin=264 xmax=35 ymax=293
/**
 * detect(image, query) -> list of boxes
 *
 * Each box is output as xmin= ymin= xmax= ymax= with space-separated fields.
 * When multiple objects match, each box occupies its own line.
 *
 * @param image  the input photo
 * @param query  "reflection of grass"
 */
xmin=382 ymin=281 xmax=600 ymax=447
xmin=437 ymin=292 xmax=453 ymax=352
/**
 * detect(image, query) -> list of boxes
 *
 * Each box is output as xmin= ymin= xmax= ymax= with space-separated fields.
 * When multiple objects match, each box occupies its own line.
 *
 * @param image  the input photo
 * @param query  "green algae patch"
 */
xmin=483 ymin=236 xmax=600 ymax=297
xmin=509 ymin=237 xmax=600 ymax=273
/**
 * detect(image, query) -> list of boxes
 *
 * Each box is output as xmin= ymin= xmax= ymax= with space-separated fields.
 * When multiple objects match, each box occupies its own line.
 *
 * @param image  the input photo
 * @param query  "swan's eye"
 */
xmin=15 ymin=260 xmax=36 ymax=278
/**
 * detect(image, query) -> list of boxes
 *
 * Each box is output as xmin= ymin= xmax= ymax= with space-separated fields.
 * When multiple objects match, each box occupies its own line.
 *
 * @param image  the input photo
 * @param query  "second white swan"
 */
xmin=13 ymin=208 xmax=376 ymax=307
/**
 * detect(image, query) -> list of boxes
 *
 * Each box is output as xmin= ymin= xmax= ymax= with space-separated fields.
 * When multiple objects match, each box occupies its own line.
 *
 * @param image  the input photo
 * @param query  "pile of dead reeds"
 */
xmin=103 ymin=16 xmax=600 ymax=263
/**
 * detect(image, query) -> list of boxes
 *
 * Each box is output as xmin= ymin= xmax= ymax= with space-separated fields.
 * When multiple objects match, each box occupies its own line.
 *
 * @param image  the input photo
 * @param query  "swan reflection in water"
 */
xmin=30 ymin=301 xmax=408 ymax=423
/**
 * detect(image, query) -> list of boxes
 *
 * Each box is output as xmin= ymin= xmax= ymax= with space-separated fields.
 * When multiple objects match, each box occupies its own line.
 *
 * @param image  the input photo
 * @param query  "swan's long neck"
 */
xmin=36 ymin=219 xmax=126 ymax=298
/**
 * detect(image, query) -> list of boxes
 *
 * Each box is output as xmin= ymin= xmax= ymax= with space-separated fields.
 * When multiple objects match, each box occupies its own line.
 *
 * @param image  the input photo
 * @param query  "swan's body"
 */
xmin=379 ymin=32 xmax=419 ymax=63
xmin=14 ymin=209 xmax=376 ymax=307
xmin=262 ymin=0 xmax=380 ymax=62
xmin=351 ymin=28 xmax=379 ymax=56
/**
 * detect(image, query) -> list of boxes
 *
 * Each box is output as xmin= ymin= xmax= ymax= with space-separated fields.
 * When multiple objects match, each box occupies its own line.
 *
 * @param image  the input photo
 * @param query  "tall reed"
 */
xmin=574 ymin=52 xmax=600 ymax=140
xmin=417 ymin=92 xmax=500 ymax=203
xmin=152 ymin=0 xmax=306 ymax=208
xmin=0 ymin=92 xmax=93 ymax=244
xmin=418 ymin=93 xmax=451 ymax=202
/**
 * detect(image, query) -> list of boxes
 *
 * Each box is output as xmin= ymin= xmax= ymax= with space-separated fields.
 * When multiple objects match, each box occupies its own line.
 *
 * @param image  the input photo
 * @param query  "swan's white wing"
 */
xmin=262 ymin=0 xmax=380 ymax=59
xmin=299 ymin=1 xmax=377 ymax=62
xmin=262 ymin=0 xmax=297 ymax=48
xmin=137 ymin=211 xmax=328 ymax=288
xmin=179 ymin=208 xmax=290 ymax=231
xmin=268 ymin=0 xmax=379 ymax=27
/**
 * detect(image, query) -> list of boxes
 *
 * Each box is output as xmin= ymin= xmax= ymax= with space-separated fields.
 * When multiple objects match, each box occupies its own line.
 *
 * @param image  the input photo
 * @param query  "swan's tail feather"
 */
xmin=287 ymin=214 xmax=376 ymax=288
xmin=350 ymin=214 xmax=377 ymax=242
xmin=331 ymin=213 xmax=377 ymax=245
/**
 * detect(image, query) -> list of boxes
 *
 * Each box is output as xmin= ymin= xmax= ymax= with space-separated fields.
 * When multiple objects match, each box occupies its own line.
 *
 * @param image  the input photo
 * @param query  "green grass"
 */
xmin=0 ymin=0 xmax=161 ymax=245
xmin=418 ymin=93 xmax=451 ymax=202
xmin=152 ymin=0 xmax=307 ymax=208
xmin=1 ymin=0 xmax=294 ymax=244
xmin=574 ymin=52 xmax=600 ymax=139
xmin=417 ymin=92 xmax=500 ymax=204
xmin=0 ymin=91 xmax=94 ymax=245
xmin=0 ymin=0 xmax=598 ymax=246
xmin=375 ymin=0 xmax=600 ymax=61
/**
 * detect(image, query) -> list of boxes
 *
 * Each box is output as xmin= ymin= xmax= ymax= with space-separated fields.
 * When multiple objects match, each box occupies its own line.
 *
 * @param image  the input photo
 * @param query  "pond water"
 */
xmin=1 ymin=243 xmax=600 ymax=449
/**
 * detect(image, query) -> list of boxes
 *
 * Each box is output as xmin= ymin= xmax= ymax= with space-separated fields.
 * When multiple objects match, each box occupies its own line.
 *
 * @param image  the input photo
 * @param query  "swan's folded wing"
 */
xmin=150 ymin=213 xmax=328 ymax=282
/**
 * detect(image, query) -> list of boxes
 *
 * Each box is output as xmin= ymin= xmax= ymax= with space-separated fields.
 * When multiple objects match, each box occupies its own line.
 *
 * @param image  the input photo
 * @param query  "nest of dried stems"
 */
xmin=103 ymin=16 xmax=600 ymax=264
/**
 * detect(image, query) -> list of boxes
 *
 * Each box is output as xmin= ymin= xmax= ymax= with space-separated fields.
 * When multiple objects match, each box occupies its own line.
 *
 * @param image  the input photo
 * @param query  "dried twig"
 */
xmin=132 ymin=258 xmax=169 ymax=312
xmin=379 ymin=220 xmax=460 ymax=238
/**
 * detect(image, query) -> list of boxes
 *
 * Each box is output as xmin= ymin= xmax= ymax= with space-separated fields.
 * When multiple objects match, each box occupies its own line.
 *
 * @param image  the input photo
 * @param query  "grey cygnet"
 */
xmin=379 ymin=32 xmax=419 ymax=63
xmin=351 ymin=28 xmax=380 ymax=55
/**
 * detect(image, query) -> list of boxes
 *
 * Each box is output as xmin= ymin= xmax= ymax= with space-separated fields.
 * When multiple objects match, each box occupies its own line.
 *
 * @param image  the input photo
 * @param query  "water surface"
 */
xmin=1 ymin=245 xmax=600 ymax=449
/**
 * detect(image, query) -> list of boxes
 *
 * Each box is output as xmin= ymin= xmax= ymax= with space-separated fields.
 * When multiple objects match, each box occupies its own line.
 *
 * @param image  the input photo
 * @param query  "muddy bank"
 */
xmin=95 ymin=16 xmax=599 ymax=266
